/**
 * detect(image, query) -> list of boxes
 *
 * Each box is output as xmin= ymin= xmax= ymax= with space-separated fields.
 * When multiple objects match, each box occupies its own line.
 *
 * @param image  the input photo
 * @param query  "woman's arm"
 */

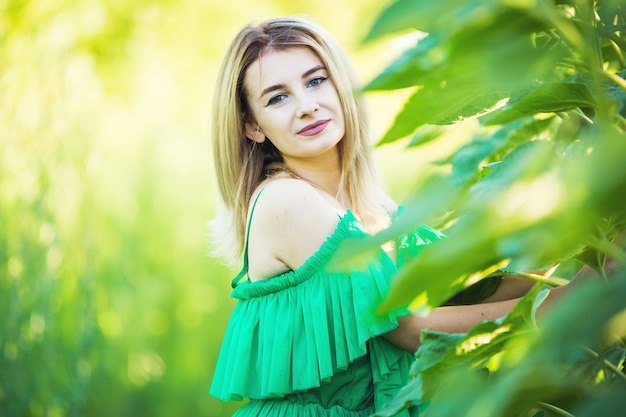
xmin=384 ymin=263 xmax=613 ymax=353
xmin=383 ymin=298 xmax=520 ymax=353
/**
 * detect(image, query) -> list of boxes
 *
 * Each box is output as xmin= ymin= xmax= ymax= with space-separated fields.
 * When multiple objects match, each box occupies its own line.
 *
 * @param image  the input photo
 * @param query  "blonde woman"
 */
xmin=208 ymin=16 xmax=579 ymax=417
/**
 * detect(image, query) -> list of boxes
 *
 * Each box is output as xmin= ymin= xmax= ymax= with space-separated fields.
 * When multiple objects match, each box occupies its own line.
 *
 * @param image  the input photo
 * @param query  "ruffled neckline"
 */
xmin=231 ymin=209 xmax=368 ymax=299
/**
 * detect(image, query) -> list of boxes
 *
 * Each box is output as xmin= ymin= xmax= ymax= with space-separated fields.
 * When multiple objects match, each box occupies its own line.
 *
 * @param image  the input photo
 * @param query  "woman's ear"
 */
xmin=244 ymin=121 xmax=266 ymax=143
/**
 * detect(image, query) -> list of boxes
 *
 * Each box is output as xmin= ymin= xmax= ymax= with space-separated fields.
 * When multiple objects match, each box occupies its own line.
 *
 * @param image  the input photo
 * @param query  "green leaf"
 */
xmin=406 ymin=124 xmax=448 ymax=148
xmin=465 ymin=140 xmax=597 ymax=270
xmin=380 ymin=138 xmax=616 ymax=313
xmin=419 ymin=277 xmax=626 ymax=417
xmin=481 ymin=82 xmax=599 ymax=126
xmin=575 ymin=246 xmax=607 ymax=273
xmin=378 ymin=285 xmax=547 ymax=417
xmin=447 ymin=118 xmax=552 ymax=186
xmin=494 ymin=116 xmax=556 ymax=157
xmin=445 ymin=125 xmax=513 ymax=187
xmin=576 ymin=389 xmax=626 ymax=417
xmin=571 ymin=346 xmax=626 ymax=386
xmin=328 ymin=175 xmax=459 ymax=272
xmin=458 ymin=283 xmax=544 ymax=353
xmin=445 ymin=275 xmax=503 ymax=305
xmin=365 ymin=35 xmax=444 ymax=91
xmin=530 ymin=275 xmax=626 ymax=364
xmin=583 ymin=130 xmax=626 ymax=219
xmin=380 ymin=233 xmax=507 ymax=314
xmin=363 ymin=0 xmax=505 ymax=43
xmin=419 ymin=285 xmax=547 ymax=395
xmin=363 ymin=0 xmax=441 ymax=42
xmin=374 ymin=10 xmax=562 ymax=142
xmin=575 ymin=216 xmax=626 ymax=274
xmin=379 ymin=83 xmax=505 ymax=144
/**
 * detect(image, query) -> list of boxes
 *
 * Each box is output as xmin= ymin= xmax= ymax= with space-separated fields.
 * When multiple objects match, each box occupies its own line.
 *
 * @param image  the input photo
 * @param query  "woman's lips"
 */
xmin=298 ymin=120 xmax=330 ymax=136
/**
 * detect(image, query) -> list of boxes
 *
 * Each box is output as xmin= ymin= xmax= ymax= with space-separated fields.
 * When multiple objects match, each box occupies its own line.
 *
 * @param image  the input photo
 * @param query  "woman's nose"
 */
xmin=296 ymin=98 xmax=319 ymax=118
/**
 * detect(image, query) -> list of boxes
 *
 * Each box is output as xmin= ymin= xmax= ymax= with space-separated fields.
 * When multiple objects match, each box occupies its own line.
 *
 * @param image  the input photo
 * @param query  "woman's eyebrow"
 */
xmin=260 ymin=83 xmax=285 ymax=98
xmin=259 ymin=65 xmax=327 ymax=98
xmin=301 ymin=64 xmax=326 ymax=79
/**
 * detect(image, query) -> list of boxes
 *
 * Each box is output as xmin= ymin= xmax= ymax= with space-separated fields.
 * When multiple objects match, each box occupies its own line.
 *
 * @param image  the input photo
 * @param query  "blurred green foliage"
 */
xmin=0 ymin=0 xmax=398 ymax=416
xmin=352 ymin=0 xmax=626 ymax=416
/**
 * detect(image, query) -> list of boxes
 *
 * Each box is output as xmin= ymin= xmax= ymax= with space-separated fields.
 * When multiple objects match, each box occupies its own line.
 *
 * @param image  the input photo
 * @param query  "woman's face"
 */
xmin=243 ymin=47 xmax=345 ymax=166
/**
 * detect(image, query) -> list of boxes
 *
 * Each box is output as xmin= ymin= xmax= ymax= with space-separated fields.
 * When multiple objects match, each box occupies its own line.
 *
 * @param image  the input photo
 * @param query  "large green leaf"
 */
xmin=379 ymin=230 xmax=507 ymax=314
xmin=365 ymin=35 xmax=444 ymax=91
xmin=363 ymin=0 xmax=540 ymax=42
xmin=481 ymin=82 xmax=599 ymax=126
xmin=378 ymin=142 xmax=550 ymax=312
xmin=377 ymin=284 xmax=548 ymax=417
xmin=374 ymin=10 xmax=562 ymax=143
xmin=579 ymin=128 xmax=626 ymax=219
xmin=418 ymin=285 xmax=548 ymax=396
xmin=406 ymin=124 xmax=449 ymax=148
xmin=363 ymin=0 xmax=482 ymax=42
xmin=378 ymin=83 xmax=506 ymax=144
xmin=445 ymin=126 xmax=513 ymax=187
xmin=328 ymin=175 xmax=460 ymax=272
xmin=379 ymin=137 xmax=620 ymax=313
xmin=487 ymin=116 xmax=556 ymax=162
xmin=418 ymin=277 xmax=626 ymax=417
xmin=465 ymin=140 xmax=597 ymax=270
xmin=576 ymin=390 xmax=626 ymax=417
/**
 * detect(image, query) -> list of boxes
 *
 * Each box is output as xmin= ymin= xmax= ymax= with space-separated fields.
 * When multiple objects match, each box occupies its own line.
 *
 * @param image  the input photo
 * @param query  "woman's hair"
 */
xmin=208 ymin=16 xmax=387 ymax=267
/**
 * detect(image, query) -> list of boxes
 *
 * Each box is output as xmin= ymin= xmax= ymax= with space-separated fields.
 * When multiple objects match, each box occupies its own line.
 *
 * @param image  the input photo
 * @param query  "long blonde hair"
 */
xmin=209 ymin=16 xmax=387 ymax=268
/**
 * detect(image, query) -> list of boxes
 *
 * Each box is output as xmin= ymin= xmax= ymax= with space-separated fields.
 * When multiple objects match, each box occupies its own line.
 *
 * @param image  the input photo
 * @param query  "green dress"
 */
xmin=210 ymin=208 xmax=445 ymax=416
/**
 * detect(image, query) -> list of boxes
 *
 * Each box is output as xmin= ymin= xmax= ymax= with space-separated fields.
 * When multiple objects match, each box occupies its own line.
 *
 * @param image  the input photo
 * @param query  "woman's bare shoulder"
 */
xmin=247 ymin=178 xmax=343 ymax=278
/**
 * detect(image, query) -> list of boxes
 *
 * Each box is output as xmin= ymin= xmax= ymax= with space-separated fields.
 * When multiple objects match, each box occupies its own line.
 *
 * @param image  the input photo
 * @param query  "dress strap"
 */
xmin=231 ymin=189 xmax=264 ymax=288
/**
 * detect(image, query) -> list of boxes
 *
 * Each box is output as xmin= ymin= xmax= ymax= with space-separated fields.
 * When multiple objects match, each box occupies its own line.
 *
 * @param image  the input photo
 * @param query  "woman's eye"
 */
xmin=308 ymin=76 xmax=327 ymax=88
xmin=266 ymin=94 xmax=287 ymax=106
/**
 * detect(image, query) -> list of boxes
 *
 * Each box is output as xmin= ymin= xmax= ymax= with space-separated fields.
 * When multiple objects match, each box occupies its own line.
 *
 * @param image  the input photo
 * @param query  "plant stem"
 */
xmin=575 ymin=0 xmax=614 ymax=129
xmin=598 ymin=24 xmax=626 ymax=51
xmin=537 ymin=402 xmax=575 ymax=417
xmin=561 ymin=57 xmax=590 ymax=70
xmin=603 ymin=71 xmax=626 ymax=92
xmin=584 ymin=347 xmax=626 ymax=383
xmin=584 ymin=235 xmax=626 ymax=263
xmin=491 ymin=271 xmax=569 ymax=287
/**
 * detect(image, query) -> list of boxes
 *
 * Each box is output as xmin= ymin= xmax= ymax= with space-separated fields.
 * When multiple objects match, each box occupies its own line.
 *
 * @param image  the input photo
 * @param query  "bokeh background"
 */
xmin=0 ymin=0 xmax=458 ymax=416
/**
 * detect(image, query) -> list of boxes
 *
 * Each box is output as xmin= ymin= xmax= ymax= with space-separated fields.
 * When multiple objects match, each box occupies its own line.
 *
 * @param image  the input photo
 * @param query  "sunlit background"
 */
xmin=0 ymin=0 xmax=457 ymax=415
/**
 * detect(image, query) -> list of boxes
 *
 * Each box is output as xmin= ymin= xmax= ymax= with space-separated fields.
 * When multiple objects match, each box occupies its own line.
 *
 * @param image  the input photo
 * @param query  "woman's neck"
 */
xmin=283 ymin=152 xmax=343 ymax=200
xmin=293 ymin=167 xmax=341 ymax=195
